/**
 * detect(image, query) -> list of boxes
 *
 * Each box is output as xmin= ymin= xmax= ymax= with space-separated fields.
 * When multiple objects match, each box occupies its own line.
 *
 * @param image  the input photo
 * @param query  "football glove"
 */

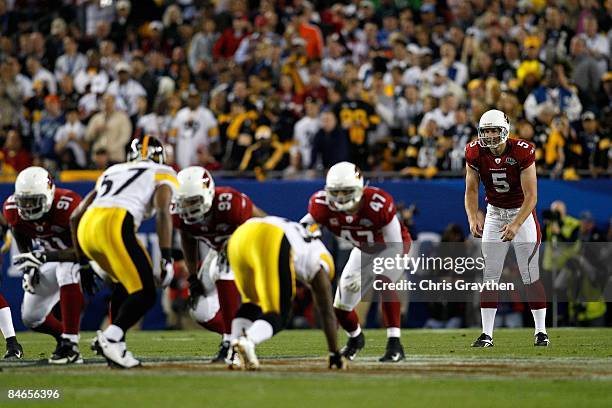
xmin=14 ymin=251 xmax=47 ymax=270
xmin=155 ymin=248 xmax=174 ymax=288
xmin=187 ymin=274 xmax=204 ymax=309
xmin=79 ymin=262 xmax=99 ymax=296
xmin=328 ymin=351 xmax=347 ymax=370
xmin=301 ymin=222 xmax=322 ymax=239
xmin=21 ymin=266 xmax=40 ymax=294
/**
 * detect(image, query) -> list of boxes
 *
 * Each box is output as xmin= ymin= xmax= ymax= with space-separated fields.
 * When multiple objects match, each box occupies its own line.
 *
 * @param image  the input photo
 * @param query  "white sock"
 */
xmin=61 ymin=333 xmax=80 ymax=343
xmin=531 ymin=308 xmax=547 ymax=335
xmin=0 ymin=307 xmax=16 ymax=339
xmin=103 ymin=324 xmax=124 ymax=342
xmin=231 ymin=317 xmax=253 ymax=341
xmin=245 ymin=320 xmax=274 ymax=345
xmin=347 ymin=325 xmax=361 ymax=338
xmin=387 ymin=327 xmax=401 ymax=338
xmin=481 ymin=308 xmax=497 ymax=338
xmin=222 ymin=333 xmax=231 ymax=342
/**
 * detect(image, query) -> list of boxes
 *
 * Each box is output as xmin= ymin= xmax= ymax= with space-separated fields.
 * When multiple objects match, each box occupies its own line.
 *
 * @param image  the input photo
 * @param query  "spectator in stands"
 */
xmin=293 ymin=96 xmax=320 ymax=170
xmin=419 ymin=93 xmax=457 ymax=132
xmin=54 ymin=36 xmax=87 ymax=82
xmin=570 ymin=35 xmax=601 ymax=112
xmin=580 ymin=15 xmax=609 ymax=77
xmin=524 ymin=64 xmax=583 ymax=122
xmin=189 ymin=18 xmax=219 ymax=75
xmin=91 ymin=147 xmax=110 ymax=170
xmin=291 ymin=4 xmax=324 ymax=60
xmin=33 ymin=95 xmax=64 ymax=169
xmin=26 ymin=56 xmax=57 ymax=96
xmin=110 ymin=0 xmax=136 ymax=50
xmin=170 ymin=88 xmax=219 ymax=169
xmin=310 ymin=109 xmax=351 ymax=170
xmin=578 ymin=112 xmax=609 ymax=177
xmin=85 ymin=93 xmax=132 ymax=164
xmin=106 ymin=61 xmax=147 ymax=119
xmin=55 ymin=107 xmax=87 ymax=170
xmin=428 ymin=42 xmax=468 ymax=87
xmin=2 ymin=127 xmax=32 ymax=173
xmin=213 ymin=14 xmax=250 ymax=60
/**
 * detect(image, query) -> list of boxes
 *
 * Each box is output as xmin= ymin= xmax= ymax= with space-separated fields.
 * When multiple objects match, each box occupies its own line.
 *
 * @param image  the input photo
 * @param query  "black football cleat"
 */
xmin=379 ymin=337 xmax=405 ymax=362
xmin=534 ymin=332 xmax=550 ymax=347
xmin=471 ymin=333 xmax=494 ymax=347
xmin=4 ymin=337 xmax=23 ymax=359
xmin=211 ymin=340 xmax=231 ymax=363
xmin=340 ymin=332 xmax=365 ymax=361
xmin=49 ymin=338 xmax=83 ymax=364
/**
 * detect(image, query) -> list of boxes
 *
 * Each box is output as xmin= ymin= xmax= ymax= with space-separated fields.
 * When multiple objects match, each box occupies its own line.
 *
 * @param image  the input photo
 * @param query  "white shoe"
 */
xmin=233 ymin=336 xmax=259 ymax=370
xmin=96 ymin=331 xmax=141 ymax=369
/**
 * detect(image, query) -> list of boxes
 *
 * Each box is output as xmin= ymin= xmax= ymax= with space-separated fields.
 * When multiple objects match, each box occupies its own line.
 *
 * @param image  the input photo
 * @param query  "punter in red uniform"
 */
xmin=172 ymin=166 xmax=266 ymax=362
xmin=465 ymin=109 xmax=548 ymax=347
xmin=3 ymin=167 xmax=86 ymax=363
xmin=301 ymin=161 xmax=411 ymax=362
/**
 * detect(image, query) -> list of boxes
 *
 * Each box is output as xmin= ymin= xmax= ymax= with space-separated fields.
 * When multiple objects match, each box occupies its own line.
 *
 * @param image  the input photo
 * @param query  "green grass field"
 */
xmin=2 ymin=328 xmax=612 ymax=407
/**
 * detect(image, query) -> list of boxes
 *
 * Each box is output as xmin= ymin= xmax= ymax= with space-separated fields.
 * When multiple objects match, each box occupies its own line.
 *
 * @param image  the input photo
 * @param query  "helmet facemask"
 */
xmin=15 ymin=192 xmax=52 ymax=220
xmin=325 ymin=186 xmax=363 ymax=212
xmin=478 ymin=126 xmax=508 ymax=148
xmin=175 ymin=189 xmax=214 ymax=225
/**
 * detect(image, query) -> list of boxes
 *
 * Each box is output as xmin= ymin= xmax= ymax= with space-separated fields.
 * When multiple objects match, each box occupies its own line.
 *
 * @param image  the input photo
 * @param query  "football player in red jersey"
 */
xmin=0 ymin=213 xmax=23 ymax=359
xmin=172 ymin=166 xmax=266 ymax=362
xmin=3 ymin=167 xmax=86 ymax=363
xmin=465 ymin=109 xmax=548 ymax=347
xmin=301 ymin=161 xmax=411 ymax=362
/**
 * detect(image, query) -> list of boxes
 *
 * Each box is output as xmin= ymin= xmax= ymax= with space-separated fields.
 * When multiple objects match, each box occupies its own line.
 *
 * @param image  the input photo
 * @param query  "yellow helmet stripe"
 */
xmin=141 ymin=135 xmax=150 ymax=159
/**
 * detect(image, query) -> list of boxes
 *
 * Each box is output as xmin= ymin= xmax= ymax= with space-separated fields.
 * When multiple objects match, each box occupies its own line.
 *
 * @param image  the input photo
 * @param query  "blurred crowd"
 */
xmin=0 ymin=0 xmax=609 ymax=179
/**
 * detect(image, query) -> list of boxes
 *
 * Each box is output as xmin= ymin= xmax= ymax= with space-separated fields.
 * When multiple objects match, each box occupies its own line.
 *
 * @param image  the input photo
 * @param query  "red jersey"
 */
xmin=465 ymin=138 xmax=536 ymax=209
xmin=172 ymin=187 xmax=253 ymax=251
xmin=308 ymin=186 xmax=411 ymax=248
xmin=3 ymin=188 xmax=82 ymax=250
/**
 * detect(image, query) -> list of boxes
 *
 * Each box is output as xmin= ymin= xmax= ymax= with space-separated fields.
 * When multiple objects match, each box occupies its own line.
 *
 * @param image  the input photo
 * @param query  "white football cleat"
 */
xmin=232 ymin=336 xmax=260 ymax=370
xmin=96 ymin=331 xmax=141 ymax=369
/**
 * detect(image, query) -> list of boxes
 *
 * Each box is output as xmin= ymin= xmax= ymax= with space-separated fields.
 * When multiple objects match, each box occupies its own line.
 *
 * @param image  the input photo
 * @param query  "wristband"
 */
xmin=161 ymin=248 xmax=173 ymax=260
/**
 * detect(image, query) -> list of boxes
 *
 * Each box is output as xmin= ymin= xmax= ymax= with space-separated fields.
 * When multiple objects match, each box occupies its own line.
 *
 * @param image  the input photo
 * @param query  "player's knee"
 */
xmin=21 ymin=309 xmax=46 ymax=329
xmin=189 ymin=295 xmax=219 ymax=323
xmin=235 ymin=302 xmax=261 ymax=321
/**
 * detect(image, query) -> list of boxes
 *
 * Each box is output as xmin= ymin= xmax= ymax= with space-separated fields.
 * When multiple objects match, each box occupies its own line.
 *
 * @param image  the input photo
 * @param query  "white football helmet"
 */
xmin=174 ymin=166 xmax=215 ymax=224
xmin=325 ymin=161 xmax=364 ymax=212
xmin=14 ymin=166 xmax=55 ymax=220
xmin=478 ymin=109 xmax=510 ymax=148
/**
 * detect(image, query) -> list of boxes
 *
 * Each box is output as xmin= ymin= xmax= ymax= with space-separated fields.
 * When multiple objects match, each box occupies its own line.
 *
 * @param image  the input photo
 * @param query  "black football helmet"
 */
xmin=126 ymin=135 xmax=165 ymax=164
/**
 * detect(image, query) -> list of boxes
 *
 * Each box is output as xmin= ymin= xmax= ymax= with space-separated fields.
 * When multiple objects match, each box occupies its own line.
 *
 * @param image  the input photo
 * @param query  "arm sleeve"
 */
xmin=519 ymin=142 xmax=536 ymax=170
xmin=381 ymin=215 xmax=403 ymax=243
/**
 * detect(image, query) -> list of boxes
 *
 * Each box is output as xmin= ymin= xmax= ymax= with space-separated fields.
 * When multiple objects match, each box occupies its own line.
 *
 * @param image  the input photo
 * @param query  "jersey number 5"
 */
xmin=492 ymin=173 xmax=510 ymax=193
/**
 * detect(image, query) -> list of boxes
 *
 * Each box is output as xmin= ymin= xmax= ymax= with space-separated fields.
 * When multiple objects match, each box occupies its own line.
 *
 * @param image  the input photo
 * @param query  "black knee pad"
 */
xmin=235 ymin=303 xmax=262 ymax=321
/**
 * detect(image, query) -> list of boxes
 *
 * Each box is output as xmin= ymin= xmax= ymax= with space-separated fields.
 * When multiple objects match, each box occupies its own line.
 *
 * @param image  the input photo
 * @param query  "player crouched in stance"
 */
xmin=465 ymin=109 xmax=548 ymax=347
xmin=4 ymin=167 xmax=86 ymax=364
xmin=172 ymin=166 xmax=266 ymax=362
xmin=72 ymin=136 xmax=177 ymax=368
xmin=227 ymin=216 xmax=343 ymax=370
xmin=301 ymin=162 xmax=412 ymax=362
